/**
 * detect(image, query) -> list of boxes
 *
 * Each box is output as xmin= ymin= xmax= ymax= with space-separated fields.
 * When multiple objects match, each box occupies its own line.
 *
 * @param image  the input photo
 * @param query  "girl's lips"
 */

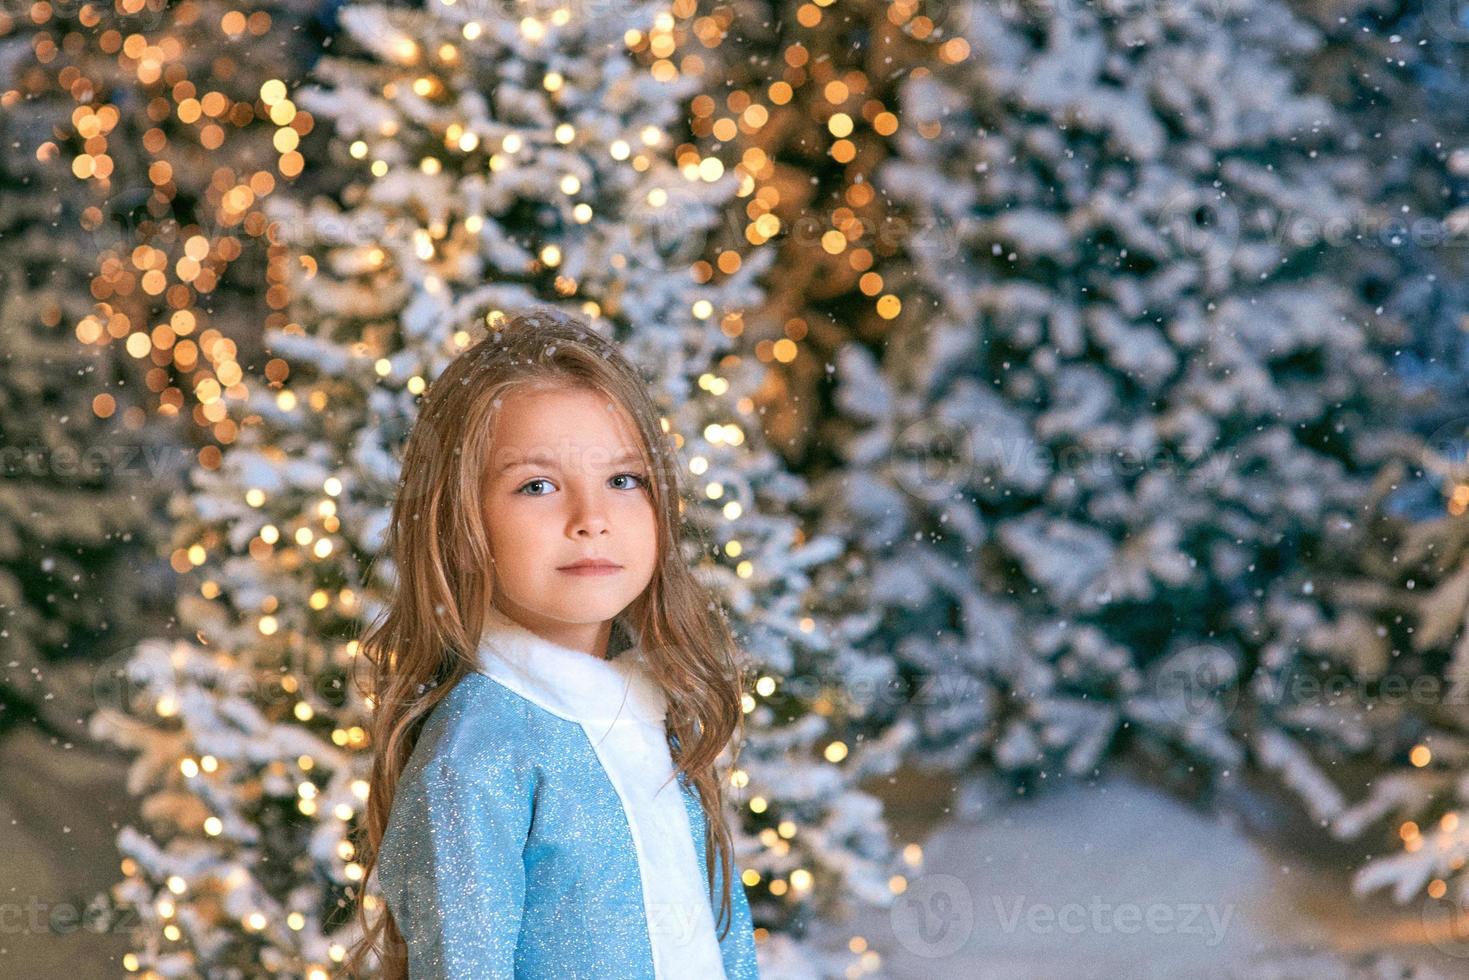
xmin=558 ymin=564 xmax=623 ymax=576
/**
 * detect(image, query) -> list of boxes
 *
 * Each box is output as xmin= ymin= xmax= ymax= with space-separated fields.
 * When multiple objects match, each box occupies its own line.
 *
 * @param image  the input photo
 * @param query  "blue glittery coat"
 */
xmin=376 ymin=607 xmax=760 ymax=979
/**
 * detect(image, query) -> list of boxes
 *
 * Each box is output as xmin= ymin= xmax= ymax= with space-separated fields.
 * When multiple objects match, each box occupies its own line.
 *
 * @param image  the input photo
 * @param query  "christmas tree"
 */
xmin=90 ymin=1 xmax=909 ymax=976
xmin=677 ymin=0 xmax=942 ymax=461
xmin=1309 ymin=0 xmax=1469 ymax=412
xmin=1291 ymin=0 xmax=1469 ymax=939
xmin=662 ymin=0 xmax=973 ymax=818
xmin=1325 ymin=473 xmax=1469 ymax=940
xmin=0 ymin=16 xmax=165 ymax=739
xmin=1 ymin=0 xmax=335 ymax=737
xmin=807 ymin=0 xmax=1428 ymax=820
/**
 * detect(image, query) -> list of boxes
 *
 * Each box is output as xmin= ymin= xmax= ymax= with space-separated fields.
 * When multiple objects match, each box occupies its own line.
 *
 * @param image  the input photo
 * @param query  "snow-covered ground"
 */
xmin=808 ymin=770 xmax=1466 ymax=979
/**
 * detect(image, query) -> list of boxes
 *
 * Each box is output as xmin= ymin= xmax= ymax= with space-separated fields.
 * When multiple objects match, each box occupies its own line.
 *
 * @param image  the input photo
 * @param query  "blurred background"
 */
xmin=2 ymin=0 xmax=1469 ymax=977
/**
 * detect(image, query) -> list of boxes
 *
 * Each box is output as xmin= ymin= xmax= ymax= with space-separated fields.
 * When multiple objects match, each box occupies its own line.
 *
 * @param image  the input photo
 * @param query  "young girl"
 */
xmin=344 ymin=309 xmax=761 ymax=979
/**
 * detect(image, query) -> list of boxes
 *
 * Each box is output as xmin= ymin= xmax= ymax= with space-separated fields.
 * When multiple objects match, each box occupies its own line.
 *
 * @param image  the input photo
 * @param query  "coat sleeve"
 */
xmin=715 ymin=858 xmax=761 ymax=980
xmin=375 ymin=752 xmax=533 ymax=978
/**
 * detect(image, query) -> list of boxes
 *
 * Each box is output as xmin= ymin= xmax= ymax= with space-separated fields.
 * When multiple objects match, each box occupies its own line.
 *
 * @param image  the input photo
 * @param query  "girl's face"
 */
xmin=480 ymin=384 xmax=659 ymax=657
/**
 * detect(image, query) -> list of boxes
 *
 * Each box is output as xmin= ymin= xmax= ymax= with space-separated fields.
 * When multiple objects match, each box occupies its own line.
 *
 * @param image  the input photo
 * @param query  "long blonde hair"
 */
xmin=343 ymin=308 xmax=748 ymax=978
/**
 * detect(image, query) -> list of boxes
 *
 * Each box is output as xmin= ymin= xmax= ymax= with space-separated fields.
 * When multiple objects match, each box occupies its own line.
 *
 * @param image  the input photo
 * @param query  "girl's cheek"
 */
xmin=494 ymin=499 xmax=546 ymax=536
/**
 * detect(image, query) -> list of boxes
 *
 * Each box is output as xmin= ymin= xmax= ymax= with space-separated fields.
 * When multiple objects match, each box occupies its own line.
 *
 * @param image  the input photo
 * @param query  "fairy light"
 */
xmin=519 ymin=17 xmax=546 ymax=42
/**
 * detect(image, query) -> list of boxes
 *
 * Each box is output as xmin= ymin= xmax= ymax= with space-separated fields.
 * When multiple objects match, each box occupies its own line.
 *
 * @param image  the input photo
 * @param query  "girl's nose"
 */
xmin=568 ymin=490 xmax=612 ymax=537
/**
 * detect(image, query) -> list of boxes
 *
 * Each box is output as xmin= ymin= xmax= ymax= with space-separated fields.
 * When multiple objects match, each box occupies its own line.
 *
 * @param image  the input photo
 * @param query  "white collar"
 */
xmin=474 ymin=604 xmax=668 ymax=728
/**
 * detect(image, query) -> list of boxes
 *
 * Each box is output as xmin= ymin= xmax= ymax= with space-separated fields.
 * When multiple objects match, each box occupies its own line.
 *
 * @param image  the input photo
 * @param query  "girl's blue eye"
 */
xmin=515 ymin=473 xmax=648 ymax=495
